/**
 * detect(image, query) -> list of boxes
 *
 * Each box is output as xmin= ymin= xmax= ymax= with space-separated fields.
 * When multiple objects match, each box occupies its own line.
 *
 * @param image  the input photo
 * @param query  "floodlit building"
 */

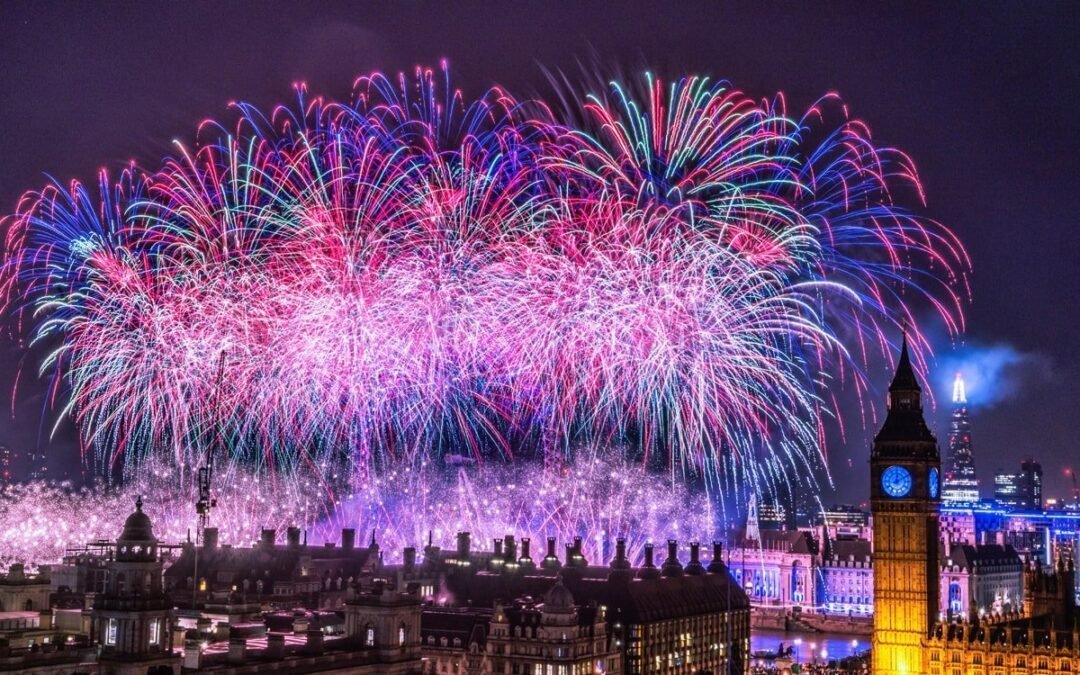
xmin=943 ymin=372 xmax=981 ymax=504
xmin=868 ymin=337 xmax=1080 ymax=675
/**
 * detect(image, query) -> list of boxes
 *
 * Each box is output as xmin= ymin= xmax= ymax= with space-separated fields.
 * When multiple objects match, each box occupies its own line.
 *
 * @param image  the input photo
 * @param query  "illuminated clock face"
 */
xmin=929 ymin=467 xmax=940 ymax=499
xmin=881 ymin=465 xmax=913 ymax=498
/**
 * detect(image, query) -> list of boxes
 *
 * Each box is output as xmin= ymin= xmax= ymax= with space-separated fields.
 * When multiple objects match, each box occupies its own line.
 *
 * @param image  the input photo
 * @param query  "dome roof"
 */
xmin=119 ymin=496 xmax=156 ymax=542
xmin=542 ymin=578 xmax=575 ymax=613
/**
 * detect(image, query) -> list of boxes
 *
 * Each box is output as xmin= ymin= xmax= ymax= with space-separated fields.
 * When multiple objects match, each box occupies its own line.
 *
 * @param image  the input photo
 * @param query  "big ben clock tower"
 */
xmin=870 ymin=335 xmax=941 ymax=675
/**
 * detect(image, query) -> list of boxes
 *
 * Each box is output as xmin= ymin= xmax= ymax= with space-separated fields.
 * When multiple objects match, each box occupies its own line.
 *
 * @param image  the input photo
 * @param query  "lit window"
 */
xmin=149 ymin=619 xmax=160 ymax=645
xmin=106 ymin=618 xmax=118 ymax=645
xmin=365 ymin=626 xmax=375 ymax=647
xmin=399 ymin=625 xmax=406 ymax=645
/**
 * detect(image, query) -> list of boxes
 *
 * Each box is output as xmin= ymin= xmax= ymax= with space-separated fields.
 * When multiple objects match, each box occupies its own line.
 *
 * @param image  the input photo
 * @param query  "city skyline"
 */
xmin=2 ymin=3 xmax=1078 ymax=502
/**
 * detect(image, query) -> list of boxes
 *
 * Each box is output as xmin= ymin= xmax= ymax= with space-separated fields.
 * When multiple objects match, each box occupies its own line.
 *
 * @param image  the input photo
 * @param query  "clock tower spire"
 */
xmin=870 ymin=333 xmax=941 ymax=675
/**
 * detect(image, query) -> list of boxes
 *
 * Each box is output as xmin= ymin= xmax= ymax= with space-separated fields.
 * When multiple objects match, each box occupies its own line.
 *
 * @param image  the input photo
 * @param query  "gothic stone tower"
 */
xmin=870 ymin=336 xmax=941 ymax=675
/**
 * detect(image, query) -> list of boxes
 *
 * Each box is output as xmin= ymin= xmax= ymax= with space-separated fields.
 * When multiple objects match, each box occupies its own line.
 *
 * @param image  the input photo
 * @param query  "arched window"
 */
xmin=365 ymin=624 xmax=375 ymax=647
xmin=399 ymin=624 xmax=407 ymax=646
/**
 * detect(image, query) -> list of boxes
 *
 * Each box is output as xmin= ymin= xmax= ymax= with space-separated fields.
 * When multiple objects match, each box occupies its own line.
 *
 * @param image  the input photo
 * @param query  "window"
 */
xmin=149 ymin=619 xmax=160 ymax=645
xmin=399 ymin=625 xmax=406 ymax=646
xmin=106 ymin=618 xmax=118 ymax=645
xmin=365 ymin=625 xmax=375 ymax=647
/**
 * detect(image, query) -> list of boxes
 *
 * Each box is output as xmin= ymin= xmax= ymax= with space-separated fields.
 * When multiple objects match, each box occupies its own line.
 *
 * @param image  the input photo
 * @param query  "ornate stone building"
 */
xmin=869 ymin=336 xmax=1079 ymax=675
xmin=870 ymin=335 xmax=942 ymax=675
xmin=91 ymin=496 xmax=179 ymax=674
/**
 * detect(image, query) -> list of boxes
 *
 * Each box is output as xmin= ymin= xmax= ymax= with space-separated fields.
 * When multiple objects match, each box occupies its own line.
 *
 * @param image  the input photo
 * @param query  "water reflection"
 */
xmin=751 ymin=629 xmax=868 ymax=663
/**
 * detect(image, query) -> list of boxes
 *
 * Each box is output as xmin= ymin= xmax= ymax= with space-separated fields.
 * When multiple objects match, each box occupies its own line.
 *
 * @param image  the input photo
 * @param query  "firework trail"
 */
xmin=0 ymin=457 xmax=707 ymax=569
xmin=1 ymin=64 xmax=968 ymax=503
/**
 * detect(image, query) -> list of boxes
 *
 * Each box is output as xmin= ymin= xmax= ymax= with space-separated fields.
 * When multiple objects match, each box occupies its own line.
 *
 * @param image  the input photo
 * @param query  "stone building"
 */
xmin=419 ymin=578 xmax=620 ymax=675
xmin=163 ymin=526 xmax=380 ymax=610
xmin=868 ymin=335 xmax=1080 ymax=675
xmin=91 ymin=496 xmax=179 ymax=674
xmin=940 ymin=543 xmax=1024 ymax=619
xmin=418 ymin=536 xmax=751 ymax=675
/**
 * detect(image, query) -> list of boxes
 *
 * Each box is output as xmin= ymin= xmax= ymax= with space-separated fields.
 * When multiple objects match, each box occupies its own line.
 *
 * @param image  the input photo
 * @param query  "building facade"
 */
xmin=868 ymin=337 xmax=1080 ymax=675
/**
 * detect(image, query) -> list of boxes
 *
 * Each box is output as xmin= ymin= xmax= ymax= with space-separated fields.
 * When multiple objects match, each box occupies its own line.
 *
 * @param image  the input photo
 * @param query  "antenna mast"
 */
xmin=196 ymin=351 xmax=226 ymax=536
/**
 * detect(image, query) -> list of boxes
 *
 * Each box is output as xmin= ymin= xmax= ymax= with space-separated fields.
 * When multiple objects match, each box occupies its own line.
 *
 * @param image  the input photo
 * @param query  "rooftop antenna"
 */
xmin=196 ymin=350 xmax=227 ymax=536
xmin=193 ymin=350 xmax=226 ymax=610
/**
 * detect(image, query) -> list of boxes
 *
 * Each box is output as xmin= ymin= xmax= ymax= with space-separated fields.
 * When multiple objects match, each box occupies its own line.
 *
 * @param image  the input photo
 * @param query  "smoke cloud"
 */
xmin=936 ymin=343 xmax=1053 ymax=409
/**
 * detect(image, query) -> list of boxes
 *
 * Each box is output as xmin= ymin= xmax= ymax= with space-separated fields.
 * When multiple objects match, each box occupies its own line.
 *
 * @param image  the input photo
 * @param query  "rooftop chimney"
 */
xmin=266 ymin=632 xmax=286 ymax=659
xmin=305 ymin=627 xmax=324 ymax=655
xmin=261 ymin=529 xmax=276 ymax=548
xmin=287 ymin=527 xmax=301 ymax=548
xmin=662 ymin=539 xmax=684 ymax=577
xmin=638 ymin=543 xmax=660 ymax=579
xmin=202 ymin=527 xmax=219 ymax=550
xmin=342 ymin=528 xmax=356 ymax=552
xmin=542 ymin=537 xmax=561 ymax=570
xmin=227 ymin=630 xmax=246 ymax=664
xmin=456 ymin=531 xmax=471 ymax=559
xmin=608 ymin=537 xmax=632 ymax=582
xmin=504 ymin=535 xmax=517 ymax=562
xmin=685 ymin=541 xmax=705 ymax=575
xmin=707 ymin=541 xmax=726 ymax=574
xmin=518 ymin=537 xmax=535 ymax=569
xmin=610 ymin=538 xmax=631 ymax=569
xmin=404 ymin=547 xmax=417 ymax=570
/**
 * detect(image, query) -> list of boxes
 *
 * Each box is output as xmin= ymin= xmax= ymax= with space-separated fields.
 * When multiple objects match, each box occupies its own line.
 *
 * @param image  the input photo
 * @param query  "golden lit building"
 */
xmin=870 ymin=337 xmax=1079 ymax=675
xmin=871 ymin=336 xmax=942 ymax=675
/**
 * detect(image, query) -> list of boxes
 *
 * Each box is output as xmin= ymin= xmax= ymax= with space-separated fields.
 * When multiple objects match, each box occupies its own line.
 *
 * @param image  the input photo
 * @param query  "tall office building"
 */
xmin=995 ymin=459 xmax=1043 ymax=511
xmin=942 ymin=372 xmax=980 ymax=503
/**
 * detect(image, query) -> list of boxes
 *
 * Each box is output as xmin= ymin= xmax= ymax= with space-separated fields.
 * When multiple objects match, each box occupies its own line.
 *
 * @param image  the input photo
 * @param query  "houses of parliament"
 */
xmin=871 ymin=336 xmax=1078 ymax=675
xmin=0 ymin=336 xmax=1074 ymax=673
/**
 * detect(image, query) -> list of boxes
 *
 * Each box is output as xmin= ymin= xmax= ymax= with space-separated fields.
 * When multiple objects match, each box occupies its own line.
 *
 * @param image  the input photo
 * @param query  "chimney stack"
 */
xmin=287 ymin=527 xmax=301 ymax=548
xmin=638 ymin=543 xmax=660 ymax=579
xmin=518 ymin=537 xmax=535 ymax=569
xmin=542 ymin=537 xmax=561 ymax=570
xmin=707 ymin=541 xmax=726 ymax=574
xmin=456 ymin=531 xmax=471 ymax=559
xmin=227 ymin=630 xmax=246 ymax=664
xmin=261 ymin=529 xmax=276 ymax=548
xmin=404 ymin=547 xmax=417 ymax=570
xmin=662 ymin=539 xmax=684 ymax=577
xmin=202 ymin=527 xmax=219 ymax=550
xmin=608 ymin=537 xmax=632 ymax=582
xmin=266 ymin=632 xmax=286 ymax=659
xmin=504 ymin=535 xmax=517 ymax=562
xmin=685 ymin=541 xmax=705 ymax=575
xmin=342 ymin=528 xmax=356 ymax=551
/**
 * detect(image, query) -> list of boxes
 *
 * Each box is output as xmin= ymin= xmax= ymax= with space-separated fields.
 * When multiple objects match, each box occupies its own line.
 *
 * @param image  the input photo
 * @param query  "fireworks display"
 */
xmin=0 ymin=64 xmax=968 ymax=559
xmin=0 ymin=457 xmax=708 ymax=568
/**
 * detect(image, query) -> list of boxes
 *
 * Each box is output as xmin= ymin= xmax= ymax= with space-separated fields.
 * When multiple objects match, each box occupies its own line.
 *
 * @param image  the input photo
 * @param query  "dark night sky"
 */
xmin=1 ymin=2 xmax=1078 ymax=501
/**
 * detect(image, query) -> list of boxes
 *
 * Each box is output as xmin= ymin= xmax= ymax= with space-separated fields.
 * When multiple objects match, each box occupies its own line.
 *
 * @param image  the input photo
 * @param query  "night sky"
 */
xmin=2 ymin=2 xmax=1078 ymax=502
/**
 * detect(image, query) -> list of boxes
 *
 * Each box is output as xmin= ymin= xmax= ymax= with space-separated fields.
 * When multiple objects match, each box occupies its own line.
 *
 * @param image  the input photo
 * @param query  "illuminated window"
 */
xmin=365 ymin=625 xmax=375 ymax=647
xmin=106 ymin=618 xmax=118 ymax=645
xmin=149 ymin=619 xmax=160 ymax=645
xmin=399 ymin=625 xmax=406 ymax=645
